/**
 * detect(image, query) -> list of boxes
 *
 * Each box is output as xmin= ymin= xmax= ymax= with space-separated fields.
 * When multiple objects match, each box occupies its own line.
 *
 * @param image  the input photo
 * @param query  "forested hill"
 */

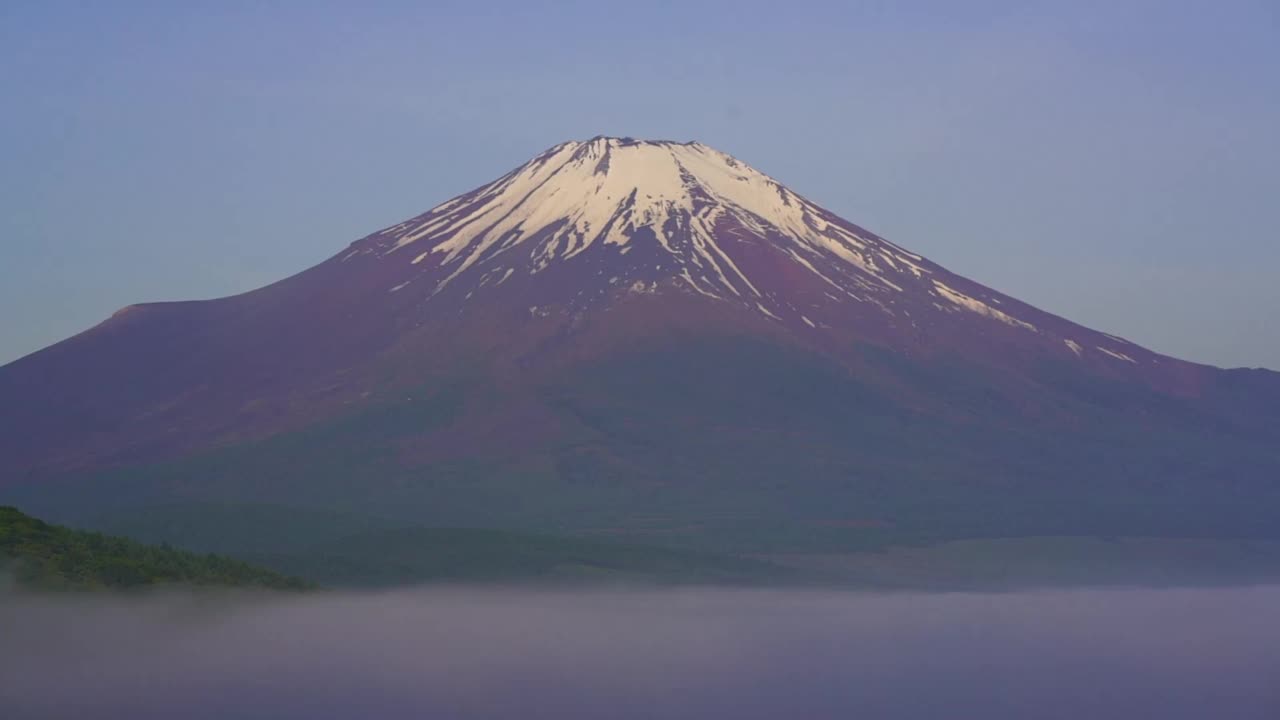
xmin=0 ymin=506 xmax=311 ymax=591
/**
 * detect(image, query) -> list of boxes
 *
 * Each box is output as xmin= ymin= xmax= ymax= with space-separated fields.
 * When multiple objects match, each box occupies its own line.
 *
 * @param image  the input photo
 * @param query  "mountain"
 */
xmin=2 ymin=136 xmax=1278 ymax=552
xmin=0 ymin=506 xmax=310 ymax=591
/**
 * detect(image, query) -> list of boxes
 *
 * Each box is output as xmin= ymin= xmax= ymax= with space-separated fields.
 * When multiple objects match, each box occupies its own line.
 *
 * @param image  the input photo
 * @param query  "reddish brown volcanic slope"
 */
xmin=1 ymin=137 xmax=1277 ymax=539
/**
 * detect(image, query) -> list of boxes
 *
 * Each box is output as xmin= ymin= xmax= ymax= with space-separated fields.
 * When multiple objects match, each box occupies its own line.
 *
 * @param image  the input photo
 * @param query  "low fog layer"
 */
xmin=4 ymin=586 xmax=1280 ymax=719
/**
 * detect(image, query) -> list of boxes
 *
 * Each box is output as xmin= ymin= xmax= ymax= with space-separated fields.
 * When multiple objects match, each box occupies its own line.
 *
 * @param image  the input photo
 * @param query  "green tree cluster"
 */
xmin=0 ymin=506 xmax=311 ymax=591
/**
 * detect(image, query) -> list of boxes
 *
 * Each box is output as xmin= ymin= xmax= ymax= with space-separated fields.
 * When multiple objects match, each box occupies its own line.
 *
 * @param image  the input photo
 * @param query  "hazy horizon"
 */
xmin=2 ymin=1 xmax=1278 ymax=369
xmin=5 ymin=584 xmax=1280 ymax=719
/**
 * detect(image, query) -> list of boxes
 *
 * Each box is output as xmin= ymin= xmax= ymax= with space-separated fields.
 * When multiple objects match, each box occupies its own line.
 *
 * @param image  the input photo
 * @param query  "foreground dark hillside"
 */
xmin=0 ymin=506 xmax=310 ymax=591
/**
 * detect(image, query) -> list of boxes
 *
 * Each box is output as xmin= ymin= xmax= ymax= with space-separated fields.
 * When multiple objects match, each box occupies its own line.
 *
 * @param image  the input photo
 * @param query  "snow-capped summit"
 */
xmin=338 ymin=138 xmax=1144 ymax=370
xmin=360 ymin=136 xmax=926 ymax=302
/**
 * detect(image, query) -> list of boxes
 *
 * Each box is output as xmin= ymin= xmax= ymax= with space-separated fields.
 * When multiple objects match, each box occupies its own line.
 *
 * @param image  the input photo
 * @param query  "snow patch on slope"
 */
xmin=932 ymin=282 xmax=1036 ymax=332
xmin=1098 ymin=346 xmax=1137 ymax=363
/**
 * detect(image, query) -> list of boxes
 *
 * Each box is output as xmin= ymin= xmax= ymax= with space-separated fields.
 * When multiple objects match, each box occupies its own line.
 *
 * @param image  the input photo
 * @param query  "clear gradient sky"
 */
xmin=2 ymin=1 xmax=1277 ymax=369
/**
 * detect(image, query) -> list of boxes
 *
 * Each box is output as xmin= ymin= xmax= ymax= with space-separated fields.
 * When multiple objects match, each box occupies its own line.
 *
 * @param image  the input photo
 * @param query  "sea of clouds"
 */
xmin=4 ymin=585 xmax=1280 ymax=719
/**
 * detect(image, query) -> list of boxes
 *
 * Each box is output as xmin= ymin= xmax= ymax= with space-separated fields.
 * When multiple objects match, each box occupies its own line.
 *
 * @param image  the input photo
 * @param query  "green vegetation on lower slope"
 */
xmin=11 ymin=338 xmax=1278 ymax=559
xmin=0 ymin=506 xmax=311 ymax=591
xmin=17 ymin=501 xmax=1280 ymax=590
xmin=80 ymin=502 xmax=801 ymax=587
xmin=71 ymin=501 xmax=1280 ymax=589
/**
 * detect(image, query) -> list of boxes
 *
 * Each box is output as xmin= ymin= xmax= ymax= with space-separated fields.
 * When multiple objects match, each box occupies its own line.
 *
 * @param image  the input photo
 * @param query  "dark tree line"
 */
xmin=0 ymin=506 xmax=311 ymax=591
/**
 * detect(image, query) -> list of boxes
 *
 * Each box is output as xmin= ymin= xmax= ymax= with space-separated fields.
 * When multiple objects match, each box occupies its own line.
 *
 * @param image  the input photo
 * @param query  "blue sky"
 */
xmin=2 ymin=0 xmax=1277 ymax=368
